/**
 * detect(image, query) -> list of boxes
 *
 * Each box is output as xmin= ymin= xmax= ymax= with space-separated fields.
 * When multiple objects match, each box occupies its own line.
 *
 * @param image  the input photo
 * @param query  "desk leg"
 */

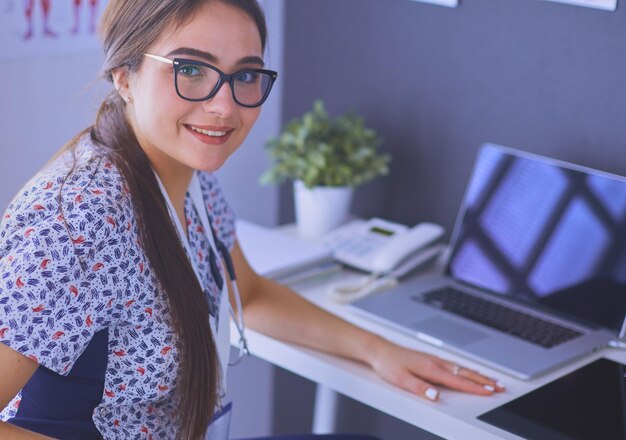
xmin=312 ymin=384 xmax=339 ymax=434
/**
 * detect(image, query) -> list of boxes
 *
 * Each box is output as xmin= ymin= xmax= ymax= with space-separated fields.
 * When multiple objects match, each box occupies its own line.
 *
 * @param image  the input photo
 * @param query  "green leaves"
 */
xmin=260 ymin=100 xmax=391 ymax=189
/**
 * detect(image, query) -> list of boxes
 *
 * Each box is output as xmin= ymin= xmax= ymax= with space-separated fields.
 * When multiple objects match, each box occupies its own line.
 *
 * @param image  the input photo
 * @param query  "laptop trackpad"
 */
xmin=412 ymin=317 xmax=488 ymax=347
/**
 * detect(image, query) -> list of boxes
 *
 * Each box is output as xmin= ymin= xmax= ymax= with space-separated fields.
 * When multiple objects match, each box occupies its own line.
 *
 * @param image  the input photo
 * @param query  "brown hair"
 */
xmin=79 ymin=1 xmax=266 ymax=438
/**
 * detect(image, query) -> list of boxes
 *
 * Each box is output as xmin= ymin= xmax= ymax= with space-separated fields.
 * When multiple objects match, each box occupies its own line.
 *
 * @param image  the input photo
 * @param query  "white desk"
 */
xmin=231 ymin=267 xmax=626 ymax=439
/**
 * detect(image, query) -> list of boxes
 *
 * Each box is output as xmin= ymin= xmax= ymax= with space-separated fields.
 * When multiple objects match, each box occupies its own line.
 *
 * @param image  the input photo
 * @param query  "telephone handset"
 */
xmin=322 ymin=218 xmax=445 ymax=276
xmin=370 ymin=222 xmax=445 ymax=274
xmin=323 ymin=218 xmax=445 ymax=303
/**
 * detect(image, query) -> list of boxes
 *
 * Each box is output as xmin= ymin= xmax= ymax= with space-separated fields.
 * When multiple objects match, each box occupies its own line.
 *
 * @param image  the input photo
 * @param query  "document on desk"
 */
xmin=408 ymin=0 xmax=458 ymax=8
xmin=236 ymin=219 xmax=336 ymax=281
xmin=541 ymin=0 xmax=616 ymax=11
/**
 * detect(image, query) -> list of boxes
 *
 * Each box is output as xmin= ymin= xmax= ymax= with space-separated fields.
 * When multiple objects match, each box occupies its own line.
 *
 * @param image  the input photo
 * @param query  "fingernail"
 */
xmin=425 ymin=388 xmax=439 ymax=401
xmin=483 ymin=384 xmax=495 ymax=392
xmin=496 ymin=380 xmax=506 ymax=389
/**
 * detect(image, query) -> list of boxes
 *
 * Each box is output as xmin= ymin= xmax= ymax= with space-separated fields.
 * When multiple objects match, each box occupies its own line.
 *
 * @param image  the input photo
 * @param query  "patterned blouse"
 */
xmin=0 ymin=134 xmax=236 ymax=438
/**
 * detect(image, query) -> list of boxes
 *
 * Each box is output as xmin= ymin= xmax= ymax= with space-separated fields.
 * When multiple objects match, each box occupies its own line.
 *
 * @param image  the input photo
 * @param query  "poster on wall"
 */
xmin=409 ymin=0 xmax=458 ymax=8
xmin=0 ymin=0 xmax=109 ymax=60
xmin=542 ymin=0 xmax=616 ymax=10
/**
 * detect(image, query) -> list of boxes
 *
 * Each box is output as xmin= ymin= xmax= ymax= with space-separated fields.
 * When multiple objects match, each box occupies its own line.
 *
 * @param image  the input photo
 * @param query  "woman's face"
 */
xmin=116 ymin=1 xmax=264 ymax=177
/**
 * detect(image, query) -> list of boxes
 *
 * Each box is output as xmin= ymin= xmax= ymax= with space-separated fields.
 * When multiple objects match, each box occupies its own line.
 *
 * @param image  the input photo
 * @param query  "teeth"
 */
xmin=190 ymin=126 xmax=227 ymax=136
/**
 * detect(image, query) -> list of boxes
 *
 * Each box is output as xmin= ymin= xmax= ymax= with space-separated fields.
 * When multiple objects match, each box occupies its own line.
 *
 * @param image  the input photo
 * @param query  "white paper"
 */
xmin=409 ymin=0 xmax=459 ymax=8
xmin=542 ymin=0 xmax=617 ymax=11
xmin=236 ymin=219 xmax=333 ymax=279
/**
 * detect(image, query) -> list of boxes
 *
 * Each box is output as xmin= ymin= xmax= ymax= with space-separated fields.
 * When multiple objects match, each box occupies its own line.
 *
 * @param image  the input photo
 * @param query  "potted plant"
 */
xmin=260 ymin=99 xmax=391 ymax=238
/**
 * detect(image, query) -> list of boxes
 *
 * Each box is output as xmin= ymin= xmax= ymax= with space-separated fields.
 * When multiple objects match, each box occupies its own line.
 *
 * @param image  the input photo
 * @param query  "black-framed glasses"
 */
xmin=144 ymin=53 xmax=277 ymax=108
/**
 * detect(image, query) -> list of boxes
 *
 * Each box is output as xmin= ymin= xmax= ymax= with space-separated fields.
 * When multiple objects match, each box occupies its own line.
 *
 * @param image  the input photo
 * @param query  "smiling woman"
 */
xmin=0 ymin=1 xmax=504 ymax=439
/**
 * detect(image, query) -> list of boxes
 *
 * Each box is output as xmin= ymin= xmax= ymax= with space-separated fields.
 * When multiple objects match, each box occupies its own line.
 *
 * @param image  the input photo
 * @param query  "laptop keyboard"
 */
xmin=420 ymin=287 xmax=583 ymax=348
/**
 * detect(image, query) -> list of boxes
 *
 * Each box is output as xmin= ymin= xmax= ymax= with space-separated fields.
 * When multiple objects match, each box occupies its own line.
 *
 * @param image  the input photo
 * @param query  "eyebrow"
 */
xmin=165 ymin=47 xmax=265 ymax=67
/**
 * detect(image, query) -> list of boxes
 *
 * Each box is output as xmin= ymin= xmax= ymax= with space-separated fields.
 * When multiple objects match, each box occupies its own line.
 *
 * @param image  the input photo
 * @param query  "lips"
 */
xmin=184 ymin=124 xmax=233 ymax=145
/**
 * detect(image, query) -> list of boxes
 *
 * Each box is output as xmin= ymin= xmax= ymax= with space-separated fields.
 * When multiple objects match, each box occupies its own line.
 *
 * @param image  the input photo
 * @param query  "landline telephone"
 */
xmin=321 ymin=218 xmax=445 ymax=303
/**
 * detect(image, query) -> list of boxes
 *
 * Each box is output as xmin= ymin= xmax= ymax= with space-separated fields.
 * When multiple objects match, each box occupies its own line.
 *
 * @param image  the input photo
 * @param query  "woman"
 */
xmin=0 ymin=1 xmax=504 ymax=438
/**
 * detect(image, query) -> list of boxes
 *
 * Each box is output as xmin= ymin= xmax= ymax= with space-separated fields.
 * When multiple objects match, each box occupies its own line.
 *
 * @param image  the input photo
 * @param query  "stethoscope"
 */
xmin=153 ymin=170 xmax=249 ymax=367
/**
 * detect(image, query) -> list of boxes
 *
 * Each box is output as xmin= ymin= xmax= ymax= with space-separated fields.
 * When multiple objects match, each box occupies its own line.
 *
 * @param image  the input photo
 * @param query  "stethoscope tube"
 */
xmin=209 ymin=222 xmax=249 ymax=365
xmin=215 ymin=238 xmax=236 ymax=281
xmin=153 ymin=170 xmax=249 ymax=366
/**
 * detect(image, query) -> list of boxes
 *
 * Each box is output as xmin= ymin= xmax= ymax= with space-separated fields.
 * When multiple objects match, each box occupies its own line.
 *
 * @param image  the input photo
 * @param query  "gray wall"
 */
xmin=280 ymin=0 xmax=626 ymax=236
xmin=275 ymin=0 xmax=626 ymax=437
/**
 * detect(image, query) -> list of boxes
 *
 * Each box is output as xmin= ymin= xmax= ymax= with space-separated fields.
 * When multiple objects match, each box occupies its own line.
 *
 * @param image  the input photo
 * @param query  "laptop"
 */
xmin=352 ymin=143 xmax=626 ymax=379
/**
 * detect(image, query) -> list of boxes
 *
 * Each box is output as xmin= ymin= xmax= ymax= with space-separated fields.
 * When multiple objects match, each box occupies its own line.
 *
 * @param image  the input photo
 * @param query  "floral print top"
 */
xmin=0 ymin=134 xmax=236 ymax=439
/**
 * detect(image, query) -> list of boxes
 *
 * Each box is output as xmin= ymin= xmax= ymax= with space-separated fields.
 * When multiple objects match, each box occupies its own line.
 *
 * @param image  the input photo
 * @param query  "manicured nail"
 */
xmin=496 ymin=380 xmax=507 ymax=389
xmin=484 ymin=384 xmax=495 ymax=392
xmin=425 ymin=388 xmax=439 ymax=401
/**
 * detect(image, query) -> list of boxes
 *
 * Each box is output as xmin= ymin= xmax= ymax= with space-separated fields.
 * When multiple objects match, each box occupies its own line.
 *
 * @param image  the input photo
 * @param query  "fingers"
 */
xmin=422 ymin=359 xmax=506 ymax=396
xmin=370 ymin=342 xmax=507 ymax=402
xmin=393 ymin=360 xmax=504 ymax=402
xmin=396 ymin=371 xmax=441 ymax=402
xmin=456 ymin=365 xmax=506 ymax=392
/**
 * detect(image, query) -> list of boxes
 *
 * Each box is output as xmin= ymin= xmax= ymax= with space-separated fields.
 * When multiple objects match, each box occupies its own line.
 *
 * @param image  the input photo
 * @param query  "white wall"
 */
xmin=0 ymin=52 xmax=106 ymax=210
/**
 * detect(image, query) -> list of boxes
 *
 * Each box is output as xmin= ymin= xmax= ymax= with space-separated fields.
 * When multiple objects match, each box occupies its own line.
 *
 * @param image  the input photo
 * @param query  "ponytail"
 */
xmin=63 ymin=0 xmax=269 ymax=436
xmin=90 ymin=92 xmax=219 ymax=439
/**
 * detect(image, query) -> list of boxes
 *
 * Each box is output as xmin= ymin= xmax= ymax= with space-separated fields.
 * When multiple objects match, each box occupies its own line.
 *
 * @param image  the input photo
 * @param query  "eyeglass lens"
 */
xmin=176 ymin=62 xmax=272 ymax=106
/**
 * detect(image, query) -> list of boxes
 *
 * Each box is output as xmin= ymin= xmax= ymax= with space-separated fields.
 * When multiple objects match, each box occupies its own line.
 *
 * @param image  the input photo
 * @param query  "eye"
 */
xmin=178 ymin=64 xmax=203 ymax=77
xmin=234 ymin=71 xmax=260 ymax=84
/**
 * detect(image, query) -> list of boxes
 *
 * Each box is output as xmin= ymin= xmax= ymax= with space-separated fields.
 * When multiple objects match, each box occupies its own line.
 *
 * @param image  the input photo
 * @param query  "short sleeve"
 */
xmin=0 ymin=177 xmax=127 ymax=375
xmin=198 ymin=172 xmax=237 ymax=251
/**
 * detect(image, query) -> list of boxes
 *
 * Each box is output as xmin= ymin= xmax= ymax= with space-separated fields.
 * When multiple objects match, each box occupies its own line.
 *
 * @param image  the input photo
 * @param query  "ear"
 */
xmin=111 ymin=67 xmax=132 ymax=103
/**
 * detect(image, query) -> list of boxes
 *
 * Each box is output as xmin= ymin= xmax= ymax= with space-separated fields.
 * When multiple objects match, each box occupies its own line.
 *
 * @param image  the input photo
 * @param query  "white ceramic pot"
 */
xmin=293 ymin=180 xmax=353 ymax=239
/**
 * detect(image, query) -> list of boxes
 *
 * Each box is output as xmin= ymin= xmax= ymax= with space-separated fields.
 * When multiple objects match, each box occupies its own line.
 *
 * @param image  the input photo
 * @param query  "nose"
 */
xmin=201 ymin=80 xmax=237 ymax=116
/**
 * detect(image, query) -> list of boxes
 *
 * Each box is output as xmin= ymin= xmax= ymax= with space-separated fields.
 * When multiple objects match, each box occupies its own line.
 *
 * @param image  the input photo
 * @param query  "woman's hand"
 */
xmin=367 ymin=339 xmax=505 ymax=401
xmin=231 ymin=244 xmax=506 ymax=402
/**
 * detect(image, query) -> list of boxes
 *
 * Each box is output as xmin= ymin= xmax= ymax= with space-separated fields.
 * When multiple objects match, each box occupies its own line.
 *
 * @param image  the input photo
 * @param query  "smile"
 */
xmin=189 ymin=125 xmax=228 ymax=137
xmin=185 ymin=124 xmax=233 ymax=146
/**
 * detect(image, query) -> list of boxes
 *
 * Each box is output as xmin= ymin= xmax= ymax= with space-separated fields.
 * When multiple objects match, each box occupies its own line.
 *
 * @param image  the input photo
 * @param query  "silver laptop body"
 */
xmin=352 ymin=144 xmax=626 ymax=380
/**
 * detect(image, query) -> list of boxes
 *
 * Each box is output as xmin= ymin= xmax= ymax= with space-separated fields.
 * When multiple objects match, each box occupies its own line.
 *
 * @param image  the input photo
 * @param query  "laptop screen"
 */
xmin=446 ymin=144 xmax=626 ymax=332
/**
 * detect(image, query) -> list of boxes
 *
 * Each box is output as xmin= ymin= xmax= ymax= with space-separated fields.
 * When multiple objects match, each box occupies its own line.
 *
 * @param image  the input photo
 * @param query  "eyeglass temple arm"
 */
xmin=144 ymin=53 xmax=174 ymax=65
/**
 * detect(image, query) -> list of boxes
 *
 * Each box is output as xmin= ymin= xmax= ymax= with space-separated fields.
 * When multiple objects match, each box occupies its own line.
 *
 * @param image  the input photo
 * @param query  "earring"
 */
xmin=125 ymin=96 xmax=133 ymax=103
